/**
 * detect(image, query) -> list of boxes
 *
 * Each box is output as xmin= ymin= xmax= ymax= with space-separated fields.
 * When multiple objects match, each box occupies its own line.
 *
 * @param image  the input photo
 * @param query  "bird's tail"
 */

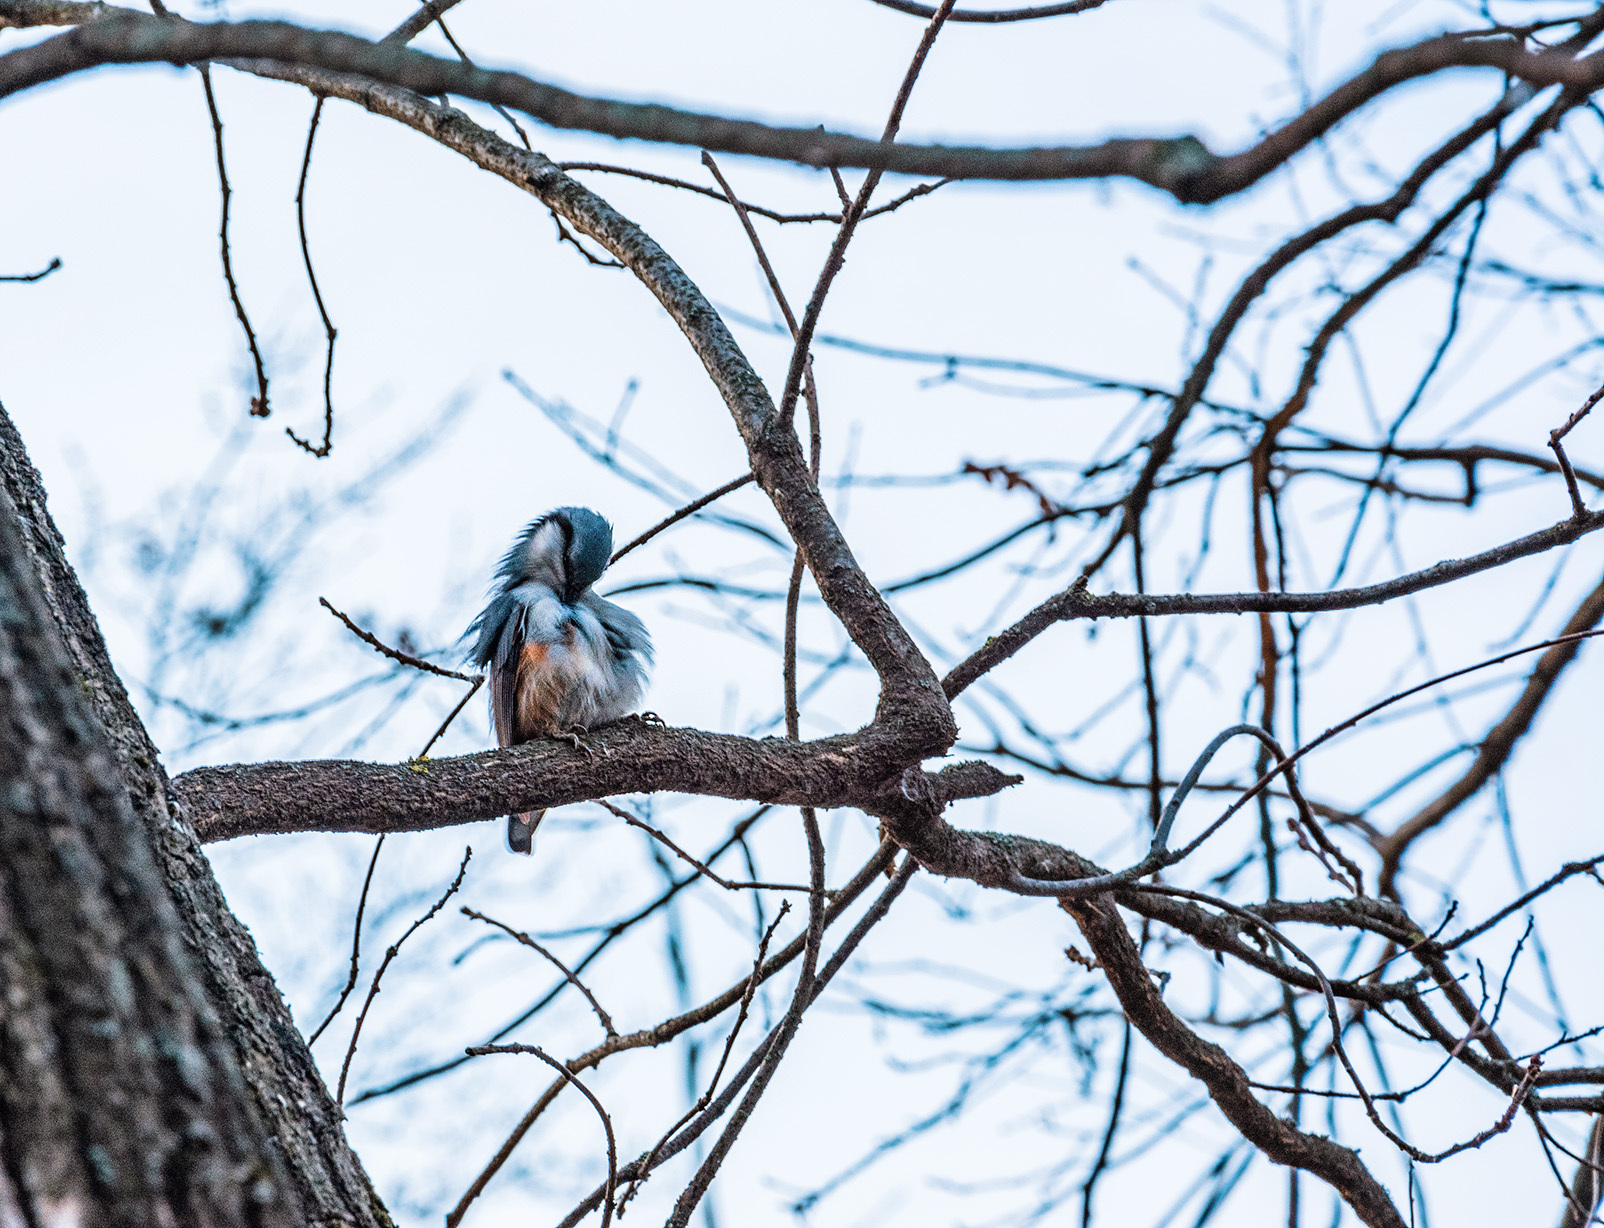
xmin=506 ymin=810 xmax=546 ymax=855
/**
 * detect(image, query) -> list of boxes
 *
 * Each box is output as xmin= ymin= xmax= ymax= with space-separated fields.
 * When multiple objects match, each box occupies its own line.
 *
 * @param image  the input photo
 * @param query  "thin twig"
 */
xmin=557 ymin=162 xmax=842 ymax=224
xmin=460 ymin=906 xmax=617 ymax=1037
xmin=619 ymin=902 xmax=790 ymax=1210
xmin=1548 ymin=380 xmax=1602 ymax=519
xmin=609 ymin=472 xmax=754 ymax=564
xmin=596 ymin=800 xmax=817 ymax=892
xmin=336 ymin=847 xmax=471 ymax=1106
xmin=1445 ymin=854 xmax=1604 ymax=950
xmin=415 ymin=674 xmax=484 ymax=759
xmin=464 ymin=1043 xmax=619 ymax=1228
xmin=287 ymin=95 xmax=337 ymax=457
xmin=861 ymin=176 xmax=952 ymax=218
xmin=776 ymin=0 xmax=957 ymax=427
xmin=0 ymin=256 xmax=61 ymax=283
xmin=1004 ymin=630 xmax=1604 ymax=899
xmin=663 ymin=769 xmax=828 ymax=1228
xmin=319 ymin=596 xmax=475 ymax=680
xmin=704 ymin=151 xmax=799 ymax=333
xmin=827 ymin=165 xmax=853 ymax=212
xmin=198 ymin=64 xmax=269 ymax=418
xmin=555 ymin=855 xmax=917 ymax=1228
xmin=307 ymin=834 xmax=385 ymax=1047
xmin=426 ymin=17 xmax=624 ymax=270
xmin=381 ymin=0 xmax=465 ymax=44
xmin=443 ymin=841 xmax=897 ymax=1228
xmin=867 ymin=0 xmax=1110 ymax=20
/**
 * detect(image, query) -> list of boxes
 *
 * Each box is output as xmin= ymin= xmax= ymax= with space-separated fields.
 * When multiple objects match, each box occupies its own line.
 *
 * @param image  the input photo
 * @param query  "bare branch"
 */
xmin=0 ymin=255 xmax=61 ymax=282
xmin=1548 ymin=380 xmax=1603 ymax=519
xmin=7 ymin=7 xmax=1604 ymax=200
xmin=609 ymin=472 xmax=754 ymax=564
xmin=305 ymin=835 xmax=384 ymax=1047
xmin=197 ymin=63 xmax=269 ymax=418
xmin=1379 ymin=572 xmax=1604 ymax=892
xmin=460 ymin=907 xmax=617 ymax=1038
xmin=1065 ymin=893 xmax=1407 ymax=1228
xmin=319 ymin=596 xmax=475 ymax=681
xmin=287 ymin=95 xmax=336 ymax=457
xmin=335 ymin=847 xmax=470 ymax=1106
xmin=596 ymin=799 xmax=816 ymax=892
xmin=380 ymin=0 xmax=462 ymax=45
xmin=944 ymin=509 xmax=1604 ymax=698
xmin=866 ymin=0 xmax=1110 ymax=20
xmin=464 ymin=1043 xmax=619 ymax=1228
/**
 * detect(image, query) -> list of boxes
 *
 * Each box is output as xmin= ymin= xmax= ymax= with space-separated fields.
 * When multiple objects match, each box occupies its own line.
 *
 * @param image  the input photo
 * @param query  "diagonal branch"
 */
xmin=1378 ymin=569 xmax=1604 ymax=893
xmin=1065 ymin=893 xmax=1408 ymax=1228
xmin=154 ymin=30 xmax=955 ymax=747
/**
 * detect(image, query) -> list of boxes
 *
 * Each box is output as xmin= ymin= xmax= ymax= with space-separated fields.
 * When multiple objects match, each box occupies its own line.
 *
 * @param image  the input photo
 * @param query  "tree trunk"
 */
xmin=0 ymin=404 xmax=388 ymax=1228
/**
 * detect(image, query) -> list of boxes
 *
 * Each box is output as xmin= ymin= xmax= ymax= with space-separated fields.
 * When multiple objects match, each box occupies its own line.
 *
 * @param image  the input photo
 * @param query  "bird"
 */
xmin=466 ymin=507 xmax=652 ymax=855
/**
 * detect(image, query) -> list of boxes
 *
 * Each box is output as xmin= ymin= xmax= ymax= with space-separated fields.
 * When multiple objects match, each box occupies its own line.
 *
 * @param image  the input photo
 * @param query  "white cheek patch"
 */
xmin=519 ymin=519 xmax=568 ymax=580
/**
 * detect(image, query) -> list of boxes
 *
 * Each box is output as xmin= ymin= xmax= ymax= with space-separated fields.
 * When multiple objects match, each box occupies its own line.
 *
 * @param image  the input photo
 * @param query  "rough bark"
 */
xmin=174 ymin=725 xmax=1019 ymax=843
xmin=0 ymin=404 xmax=390 ymax=1228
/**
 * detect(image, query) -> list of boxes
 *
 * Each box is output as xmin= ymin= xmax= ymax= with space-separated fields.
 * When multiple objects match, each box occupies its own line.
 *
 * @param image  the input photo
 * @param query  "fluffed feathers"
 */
xmin=466 ymin=508 xmax=652 ymax=855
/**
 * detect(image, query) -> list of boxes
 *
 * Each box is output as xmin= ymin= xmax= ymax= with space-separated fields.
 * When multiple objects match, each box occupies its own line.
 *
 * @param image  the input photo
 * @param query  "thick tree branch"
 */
xmin=4 ymin=6 xmax=1604 ymax=201
xmin=172 ymin=722 xmax=1020 ymax=842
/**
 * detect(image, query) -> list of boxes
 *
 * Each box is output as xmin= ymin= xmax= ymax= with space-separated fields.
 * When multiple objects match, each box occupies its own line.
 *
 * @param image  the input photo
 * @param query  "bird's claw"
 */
xmin=634 ymin=710 xmax=666 ymax=728
xmin=558 ymin=726 xmax=603 ymax=756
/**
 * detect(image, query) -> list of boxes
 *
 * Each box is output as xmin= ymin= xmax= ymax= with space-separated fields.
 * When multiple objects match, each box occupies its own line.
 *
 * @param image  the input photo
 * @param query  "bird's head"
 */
xmin=557 ymin=506 xmax=613 ymax=603
xmin=501 ymin=506 xmax=614 ymax=604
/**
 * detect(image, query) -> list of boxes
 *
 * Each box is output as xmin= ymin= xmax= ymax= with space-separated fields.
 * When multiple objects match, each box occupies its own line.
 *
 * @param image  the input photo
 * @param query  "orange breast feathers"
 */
xmin=511 ymin=639 xmax=567 ymax=742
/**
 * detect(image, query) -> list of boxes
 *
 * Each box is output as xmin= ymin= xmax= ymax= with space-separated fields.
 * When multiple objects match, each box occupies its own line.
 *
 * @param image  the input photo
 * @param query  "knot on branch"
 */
xmin=1149 ymin=135 xmax=1219 ymax=203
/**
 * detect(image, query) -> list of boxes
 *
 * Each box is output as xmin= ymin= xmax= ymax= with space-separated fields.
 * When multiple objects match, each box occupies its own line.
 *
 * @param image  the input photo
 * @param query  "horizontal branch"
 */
xmin=175 ymin=715 xmax=1413 ymax=1004
xmin=944 ymin=508 xmax=1604 ymax=696
xmin=171 ymin=720 xmax=1020 ymax=842
xmin=3 ymin=5 xmax=1604 ymax=201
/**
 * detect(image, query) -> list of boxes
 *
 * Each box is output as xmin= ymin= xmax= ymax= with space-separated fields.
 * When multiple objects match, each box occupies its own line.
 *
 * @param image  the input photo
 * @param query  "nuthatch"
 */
xmin=466 ymin=507 xmax=652 ymax=854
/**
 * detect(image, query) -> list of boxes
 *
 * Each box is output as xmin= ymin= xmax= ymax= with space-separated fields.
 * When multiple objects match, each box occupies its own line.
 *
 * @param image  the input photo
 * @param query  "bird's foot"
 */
xmin=633 ymin=710 xmax=666 ymax=728
xmin=558 ymin=725 xmax=603 ymax=756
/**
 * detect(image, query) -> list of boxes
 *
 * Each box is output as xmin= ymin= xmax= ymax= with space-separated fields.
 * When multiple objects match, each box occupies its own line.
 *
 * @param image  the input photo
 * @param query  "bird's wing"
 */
xmin=470 ymin=592 xmax=527 ymax=749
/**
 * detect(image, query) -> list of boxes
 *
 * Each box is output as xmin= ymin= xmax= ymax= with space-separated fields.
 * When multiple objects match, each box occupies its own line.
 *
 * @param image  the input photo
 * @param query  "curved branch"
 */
xmin=98 ymin=10 xmax=955 ymax=746
xmin=4 ymin=6 xmax=1604 ymax=201
xmin=866 ymin=0 xmax=1110 ymax=21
